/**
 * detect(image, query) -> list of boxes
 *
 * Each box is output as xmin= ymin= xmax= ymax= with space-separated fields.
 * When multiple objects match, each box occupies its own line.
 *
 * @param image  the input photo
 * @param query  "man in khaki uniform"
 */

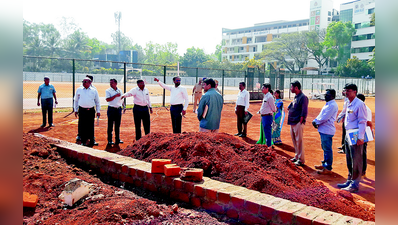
xmin=192 ymin=79 xmax=203 ymax=113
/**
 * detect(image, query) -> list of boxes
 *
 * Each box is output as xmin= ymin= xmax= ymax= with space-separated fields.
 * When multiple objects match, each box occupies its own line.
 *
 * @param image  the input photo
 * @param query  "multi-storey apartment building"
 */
xmin=221 ymin=0 xmax=375 ymax=72
xmin=340 ymin=0 xmax=375 ymax=61
xmin=221 ymin=0 xmax=336 ymax=66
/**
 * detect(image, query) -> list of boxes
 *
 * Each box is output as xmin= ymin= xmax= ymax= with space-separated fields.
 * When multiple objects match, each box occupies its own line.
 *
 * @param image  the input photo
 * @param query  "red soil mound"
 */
xmin=119 ymin=132 xmax=375 ymax=221
xmin=23 ymin=133 xmax=234 ymax=225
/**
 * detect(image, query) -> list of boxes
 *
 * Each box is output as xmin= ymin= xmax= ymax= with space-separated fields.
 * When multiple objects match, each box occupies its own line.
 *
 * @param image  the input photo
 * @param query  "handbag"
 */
xmin=243 ymin=111 xmax=253 ymax=124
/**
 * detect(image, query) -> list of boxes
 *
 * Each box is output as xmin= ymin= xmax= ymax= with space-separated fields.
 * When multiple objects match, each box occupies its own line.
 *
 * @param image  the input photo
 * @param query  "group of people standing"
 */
xmin=37 ymin=76 xmax=372 ymax=193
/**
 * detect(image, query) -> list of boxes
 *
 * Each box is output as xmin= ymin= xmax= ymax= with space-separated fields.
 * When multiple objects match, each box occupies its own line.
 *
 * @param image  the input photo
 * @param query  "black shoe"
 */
xmin=90 ymin=142 xmax=99 ymax=146
xmin=108 ymin=141 xmax=115 ymax=145
xmin=337 ymin=146 xmax=343 ymax=150
xmin=290 ymin=158 xmax=297 ymax=162
xmin=337 ymin=150 xmax=345 ymax=154
xmin=40 ymin=124 xmax=46 ymax=128
xmin=234 ymin=133 xmax=241 ymax=136
xmin=76 ymin=136 xmax=81 ymax=141
xmin=337 ymin=180 xmax=352 ymax=189
xmin=239 ymin=134 xmax=246 ymax=137
xmin=294 ymin=161 xmax=305 ymax=166
xmin=115 ymin=140 xmax=123 ymax=144
xmin=49 ymin=124 xmax=55 ymax=127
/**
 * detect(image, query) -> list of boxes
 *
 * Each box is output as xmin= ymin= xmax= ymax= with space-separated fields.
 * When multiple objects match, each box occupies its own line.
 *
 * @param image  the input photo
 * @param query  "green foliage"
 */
xmin=324 ymin=21 xmax=356 ymax=64
xmin=180 ymin=47 xmax=209 ymax=68
xmin=335 ymin=56 xmax=375 ymax=78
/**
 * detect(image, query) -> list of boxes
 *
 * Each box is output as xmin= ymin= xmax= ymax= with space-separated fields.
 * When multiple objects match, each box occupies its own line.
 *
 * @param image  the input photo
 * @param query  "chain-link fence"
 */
xmin=23 ymin=56 xmax=376 ymax=109
xmin=23 ymin=56 xmax=246 ymax=109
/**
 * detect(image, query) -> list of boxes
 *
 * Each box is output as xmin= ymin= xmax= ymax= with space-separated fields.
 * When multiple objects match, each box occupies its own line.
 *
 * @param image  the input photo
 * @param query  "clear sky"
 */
xmin=23 ymin=0 xmax=349 ymax=56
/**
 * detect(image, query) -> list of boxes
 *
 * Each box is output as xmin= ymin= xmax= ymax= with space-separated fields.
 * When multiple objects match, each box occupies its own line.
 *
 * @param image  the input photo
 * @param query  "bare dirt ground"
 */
xmin=23 ymin=97 xmax=375 ymax=223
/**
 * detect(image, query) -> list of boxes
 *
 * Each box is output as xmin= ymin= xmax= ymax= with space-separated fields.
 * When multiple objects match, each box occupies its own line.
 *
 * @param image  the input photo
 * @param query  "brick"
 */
xmin=181 ymin=168 xmax=203 ymax=182
xmin=153 ymin=173 xmax=163 ymax=185
xmin=134 ymin=179 xmax=142 ymax=187
xmin=313 ymin=211 xmax=344 ymax=225
xmin=119 ymin=174 xmax=127 ymax=182
xmin=273 ymin=201 xmax=307 ymax=225
xmin=293 ymin=206 xmax=325 ymax=225
xmin=111 ymin=173 xmax=119 ymax=180
xmin=23 ymin=192 xmax=38 ymax=208
xmin=164 ymin=164 xmax=181 ymax=177
xmin=184 ymin=182 xmax=195 ymax=193
xmin=170 ymin=191 xmax=190 ymax=203
xmin=244 ymin=193 xmax=273 ymax=215
xmin=137 ymin=169 xmax=145 ymax=178
xmin=174 ymin=178 xmax=184 ymax=190
xmin=206 ymin=189 xmax=217 ymax=201
xmin=202 ymin=201 xmax=225 ymax=214
xmin=145 ymin=171 xmax=153 ymax=180
xmin=226 ymin=208 xmax=239 ymax=219
xmin=194 ymin=185 xmax=206 ymax=197
xmin=259 ymin=197 xmax=289 ymax=220
xmin=151 ymin=159 xmax=172 ymax=173
xmin=217 ymin=191 xmax=231 ymax=204
xmin=83 ymin=153 xmax=91 ymax=162
xmin=134 ymin=163 xmax=152 ymax=175
xmin=231 ymin=196 xmax=245 ymax=209
xmin=164 ymin=176 xmax=174 ymax=186
xmin=191 ymin=197 xmax=201 ymax=208
xmin=159 ymin=187 xmax=170 ymax=196
xmin=125 ymin=176 xmax=134 ymax=184
xmin=128 ymin=167 xmax=137 ymax=177
xmin=332 ymin=216 xmax=363 ymax=225
xmin=143 ymin=181 xmax=158 ymax=193
xmin=238 ymin=211 xmax=264 ymax=225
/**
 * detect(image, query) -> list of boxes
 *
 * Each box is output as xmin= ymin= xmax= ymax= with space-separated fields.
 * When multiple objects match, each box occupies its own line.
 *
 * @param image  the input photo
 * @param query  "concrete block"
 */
xmin=313 ymin=211 xmax=344 ymax=225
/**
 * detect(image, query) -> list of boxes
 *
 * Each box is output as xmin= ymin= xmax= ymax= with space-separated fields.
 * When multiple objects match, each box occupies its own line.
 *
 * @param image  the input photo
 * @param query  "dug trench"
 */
xmin=118 ymin=132 xmax=375 ymax=222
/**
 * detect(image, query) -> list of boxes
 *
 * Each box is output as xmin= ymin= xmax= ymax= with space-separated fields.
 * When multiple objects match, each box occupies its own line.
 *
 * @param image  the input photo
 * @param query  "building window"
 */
xmin=368 ymin=8 xmax=375 ymax=14
xmin=299 ymin=23 xmax=302 ymax=26
xmin=293 ymin=24 xmax=296 ymax=27
xmin=283 ymin=25 xmax=287 ymax=28
xmin=355 ymin=23 xmax=361 ymax=29
xmin=273 ymin=27 xmax=277 ymax=29
xmin=328 ymin=17 xmax=331 ymax=21
xmin=328 ymin=11 xmax=331 ymax=16
xmin=288 ymin=25 xmax=292 ymax=28
xmin=278 ymin=26 xmax=281 ymax=29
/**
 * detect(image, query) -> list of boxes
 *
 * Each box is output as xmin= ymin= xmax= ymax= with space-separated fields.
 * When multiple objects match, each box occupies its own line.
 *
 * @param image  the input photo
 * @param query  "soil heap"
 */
xmin=119 ymin=132 xmax=375 ymax=221
xmin=23 ymin=133 xmax=236 ymax=225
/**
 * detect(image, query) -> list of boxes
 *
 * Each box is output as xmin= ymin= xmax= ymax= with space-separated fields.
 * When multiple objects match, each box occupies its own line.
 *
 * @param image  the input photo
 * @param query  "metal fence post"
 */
xmin=244 ymin=70 xmax=247 ymax=85
xmin=222 ymin=70 xmax=225 ymax=96
xmin=124 ymin=63 xmax=127 ymax=106
xmin=196 ymin=68 xmax=198 ymax=84
xmin=72 ymin=59 xmax=75 ymax=109
xmin=163 ymin=66 xmax=166 ymax=107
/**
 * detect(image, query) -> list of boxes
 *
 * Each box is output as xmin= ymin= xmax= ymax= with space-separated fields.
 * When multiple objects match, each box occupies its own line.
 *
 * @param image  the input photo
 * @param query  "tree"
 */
xmin=335 ymin=56 xmax=374 ymax=77
xmin=368 ymin=48 xmax=375 ymax=72
xmin=261 ymin=41 xmax=295 ymax=72
xmin=180 ymin=47 xmax=208 ymax=68
xmin=324 ymin=21 xmax=356 ymax=65
xmin=305 ymin=29 xmax=332 ymax=74
xmin=260 ymin=32 xmax=308 ymax=72
xmin=63 ymin=30 xmax=91 ymax=59
xmin=370 ymin=13 xmax=375 ymax=26
xmin=111 ymin=31 xmax=133 ymax=52
xmin=58 ymin=17 xmax=79 ymax=39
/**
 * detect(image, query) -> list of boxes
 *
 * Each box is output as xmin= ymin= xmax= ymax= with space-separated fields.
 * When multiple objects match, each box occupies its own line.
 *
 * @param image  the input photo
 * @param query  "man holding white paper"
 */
xmin=337 ymin=83 xmax=367 ymax=193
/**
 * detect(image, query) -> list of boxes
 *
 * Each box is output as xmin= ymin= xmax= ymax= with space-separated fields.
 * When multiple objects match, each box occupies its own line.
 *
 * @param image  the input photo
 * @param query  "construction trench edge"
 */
xmin=36 ymin=134 xmax=375 ymax=225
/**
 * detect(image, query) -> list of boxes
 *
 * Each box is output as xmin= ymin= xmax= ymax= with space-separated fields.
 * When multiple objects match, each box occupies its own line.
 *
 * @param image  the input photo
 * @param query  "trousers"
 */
xmin=133 ymin=105 xmax=150 ymax=140
xmin=107 ymin=106 xmax=122 ymax=142
xmin=41 ymin=98 xmax=53 ymax=125
xmin=170 ymin=104 xmax=183 ymax=133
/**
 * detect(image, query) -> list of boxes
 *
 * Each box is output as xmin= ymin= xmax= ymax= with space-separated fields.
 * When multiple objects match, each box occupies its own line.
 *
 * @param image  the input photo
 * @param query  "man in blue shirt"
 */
xmin=197 ymin=78 xmax=224 ymax=132
xmin=312 ymin=89 xmax=338 ymax=175
xmin=337 ymin=83 xmax=367 ymax=193
xmin=37 ymin=76 xmax=58 ymax=127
